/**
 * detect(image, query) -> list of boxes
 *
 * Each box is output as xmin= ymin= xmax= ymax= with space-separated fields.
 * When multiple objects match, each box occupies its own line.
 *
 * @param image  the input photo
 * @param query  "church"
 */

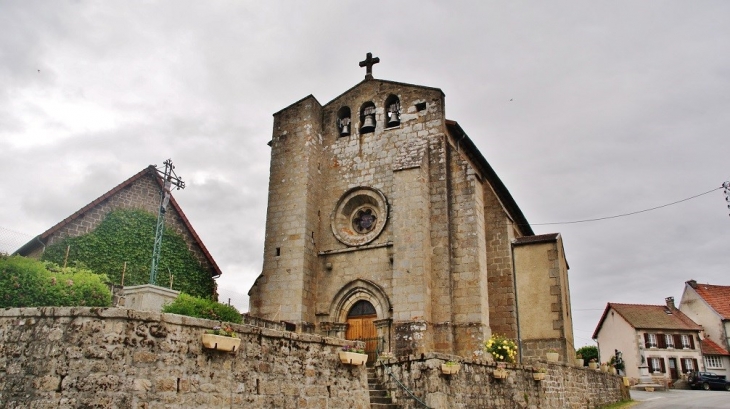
xmin=248 ymin=54 xmax=575 ymax=362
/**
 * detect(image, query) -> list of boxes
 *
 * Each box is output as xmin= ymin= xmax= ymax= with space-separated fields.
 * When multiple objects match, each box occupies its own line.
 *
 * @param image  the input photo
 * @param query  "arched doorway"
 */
xmin=345 ymin=300 xmax=378 ymax=362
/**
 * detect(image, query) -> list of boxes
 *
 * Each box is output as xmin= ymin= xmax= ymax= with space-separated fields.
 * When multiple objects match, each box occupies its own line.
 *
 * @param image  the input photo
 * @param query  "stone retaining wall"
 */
xmin=0 ymin=308 xmax=626 ymax=409
xmin=0 ymin=308 xmax=369 ymax=409
xmin=375 ymin=353 xmax=627 ymax=409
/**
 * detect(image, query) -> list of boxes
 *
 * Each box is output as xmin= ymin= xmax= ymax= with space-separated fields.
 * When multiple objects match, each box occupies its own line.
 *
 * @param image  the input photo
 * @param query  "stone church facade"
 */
xmin=248 ymin=56 xmax=575 ymax=362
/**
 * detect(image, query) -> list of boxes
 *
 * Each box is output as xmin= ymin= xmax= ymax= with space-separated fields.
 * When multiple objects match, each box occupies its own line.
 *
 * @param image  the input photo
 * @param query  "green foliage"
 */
xmin=162 ymin=293 xmax=242 ymax=324
xmin=0 ymin=255 xmax=111 ymax=307
xmin=485 ymin=334 xmax=518 ymax=363
xmin=577 ymin=345 xmax=599 ymax=366
xmin=41 ymin=209 xmax=214 ymax=298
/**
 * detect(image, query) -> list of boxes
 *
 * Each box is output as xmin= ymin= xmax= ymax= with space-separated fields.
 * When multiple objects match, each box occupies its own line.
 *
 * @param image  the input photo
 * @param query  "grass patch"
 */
xmin=599 ymin=400 xmax=637 ymax=409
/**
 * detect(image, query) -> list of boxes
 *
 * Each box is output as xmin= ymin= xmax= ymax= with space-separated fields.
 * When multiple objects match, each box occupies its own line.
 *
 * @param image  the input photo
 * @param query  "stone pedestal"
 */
xmin=638 ymin=365 xmax=653 ymax=385
xmin=122 ymin=284 xmax=179 ymax=312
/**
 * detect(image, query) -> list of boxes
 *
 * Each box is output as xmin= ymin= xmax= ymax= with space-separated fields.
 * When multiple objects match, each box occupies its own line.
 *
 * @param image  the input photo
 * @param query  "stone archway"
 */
xmin=329 ymin=279 xmax=392 ymax=356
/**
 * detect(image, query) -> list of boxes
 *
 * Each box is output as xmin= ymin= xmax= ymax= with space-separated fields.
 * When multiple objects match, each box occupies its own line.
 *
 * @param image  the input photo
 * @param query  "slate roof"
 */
xmin=15 ymin=165 xmax=222 ymax=277
xmin=593 ymin=302 xmax=702 ymax=339
xmin=513 ymin=233 xmax=560 ymax=245
xmin=445 ymin=120 xmax=534 ymax=236
xmin=691 ymin=283 xmax=730 ymax=320
xmin=701 ymin=338 xmax=730 ymax=356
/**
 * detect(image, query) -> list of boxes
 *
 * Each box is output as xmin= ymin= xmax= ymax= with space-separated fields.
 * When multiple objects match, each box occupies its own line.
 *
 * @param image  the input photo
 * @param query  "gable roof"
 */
xmin=513 ymin=233 xmax=560 ymax=245
xmin=700 ymin=338 xmax=730 ymax=356
xmin=592 ymin=302 xmax=702 ymax=339
xmin=323 ymin=78 xmax=445 ymax=109
xmin=687 ymin=281 xmax=730 ymax=320
xmin=15 ymin=165 xmax=222 ymax=277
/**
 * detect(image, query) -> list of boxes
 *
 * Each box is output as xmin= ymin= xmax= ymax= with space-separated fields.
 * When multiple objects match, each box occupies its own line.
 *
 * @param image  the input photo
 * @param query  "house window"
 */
xmin=682 ymin=358 xmax=696 ymax=373
xmin=665 ymin=334 xmax=674 ymax=348
xmin=681 ymin=335 xmax=692 ymax=349
xmin=648 ymin=357 xmax=665 ymax=373
xmin=705 ymin=356 xmax=723 ymax=369
xmin=645 ymin=333 xmax=657 ymax=348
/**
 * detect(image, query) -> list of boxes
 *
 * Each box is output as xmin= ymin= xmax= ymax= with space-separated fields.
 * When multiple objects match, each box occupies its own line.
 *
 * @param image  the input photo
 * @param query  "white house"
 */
xmin=593 ymin=297 xmax=703 ymax=381
xmin=679 ymin=280 xmax=730 ymax=376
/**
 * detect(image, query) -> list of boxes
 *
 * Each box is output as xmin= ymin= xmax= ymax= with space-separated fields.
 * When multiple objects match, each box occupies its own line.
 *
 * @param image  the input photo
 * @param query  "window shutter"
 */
xmin=673 ymin=334 xmax=682 ymax=347
xmin=692 ymin=358 xmax=698 ymax=371
xmin=680 ymin=359 xmax=687 ymax=373
xmin=644 ymin=333 xmax=650 ymax=347
xmin=660 ymin=358 xmax=666 ymax=373
xmin=647 ymin=358 xmax=654 ymax=372
xmin=689 ymin=335 xmax=695 ymax=349
xmin=657 ymin=333 xmax=666 ymax=348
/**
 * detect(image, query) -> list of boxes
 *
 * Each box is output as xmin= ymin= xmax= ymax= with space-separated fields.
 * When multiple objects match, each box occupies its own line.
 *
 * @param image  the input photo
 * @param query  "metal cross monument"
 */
xmin=149 ymin=159 xmax=185 ymax=286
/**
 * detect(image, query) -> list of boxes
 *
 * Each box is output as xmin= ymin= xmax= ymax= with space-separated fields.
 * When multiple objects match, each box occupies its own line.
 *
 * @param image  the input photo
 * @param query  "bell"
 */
xmin=341 ymin=123 xmax=350 ymax=136
xmin=387 ymin=112 xmax=400 ymax=127
xmin=361 ymin=114 xmax=375 ymax=133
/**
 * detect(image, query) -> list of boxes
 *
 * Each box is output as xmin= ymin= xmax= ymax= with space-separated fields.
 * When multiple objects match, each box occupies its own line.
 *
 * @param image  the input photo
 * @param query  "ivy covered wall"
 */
xmin=42 ymin=209 xmax=215 ymax=298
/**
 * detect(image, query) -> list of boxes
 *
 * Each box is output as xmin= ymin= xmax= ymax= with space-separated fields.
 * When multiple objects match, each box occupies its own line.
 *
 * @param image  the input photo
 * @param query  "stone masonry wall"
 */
xmin=375 ymin=353 xmax=627 ymax=409
xmin=27 ymin=170 xmax=216 ymax=279
xmin=0 ymin=308 xmax=369 ymax=409
xmin=485 ymin=184 xmax=519 ymax=340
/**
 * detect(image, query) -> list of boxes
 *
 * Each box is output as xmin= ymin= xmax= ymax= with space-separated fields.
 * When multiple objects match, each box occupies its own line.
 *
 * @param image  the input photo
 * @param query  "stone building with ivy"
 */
xmin=15 ymin=165 xmax=221 ymax=298
xmin=248 ymin=55 xmax=576 ymax=362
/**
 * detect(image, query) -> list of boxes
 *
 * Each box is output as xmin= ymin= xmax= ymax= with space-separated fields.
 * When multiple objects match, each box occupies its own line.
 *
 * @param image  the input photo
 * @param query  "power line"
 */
xmin=526 ymin=185 xmax=723 ymax=226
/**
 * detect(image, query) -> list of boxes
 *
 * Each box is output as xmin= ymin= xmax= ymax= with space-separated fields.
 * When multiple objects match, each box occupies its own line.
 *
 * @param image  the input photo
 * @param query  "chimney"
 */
xmin=687 ymin=279 xmax=697 ymax=289
xmin=665 ymin=296 xmax=676 ymax=310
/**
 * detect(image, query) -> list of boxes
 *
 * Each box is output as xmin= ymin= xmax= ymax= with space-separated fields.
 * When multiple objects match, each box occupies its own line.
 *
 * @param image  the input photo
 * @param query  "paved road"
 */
xmin=631 ymin=388 xmax=730 ymax=409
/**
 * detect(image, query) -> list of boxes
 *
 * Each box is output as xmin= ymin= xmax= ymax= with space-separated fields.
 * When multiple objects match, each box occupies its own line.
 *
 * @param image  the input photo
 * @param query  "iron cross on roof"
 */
xmin=359 ymin=52 xmax=380 ymax=80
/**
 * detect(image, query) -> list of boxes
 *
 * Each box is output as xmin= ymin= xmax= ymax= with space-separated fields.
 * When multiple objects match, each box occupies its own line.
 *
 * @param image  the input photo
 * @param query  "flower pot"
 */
xmin=493 ymin=368 xmax=508 ymax=379
xmin=574 ymin=358 xmax=584 ymax=367
xmin=441 ymin=364 xmax=461 ymax=375
xmin=533 ymin=373 xmax=546 ymax=381
xmin=201 ymin=333 xmax=241 ymax=352
xmin=610 ymin=367 xmax=617 ymax=375
xmin=546 ymin=352 xmax=559 ymax=362
xmin=588 ymin=362 xmax=598 ymax=370
xmin=600 ymin=365 xmax=609 ymax=373
xmin=338 ymin=351 xmax=368 ymax=366
xmin=644 ymin=387 xmax=654 ymax=392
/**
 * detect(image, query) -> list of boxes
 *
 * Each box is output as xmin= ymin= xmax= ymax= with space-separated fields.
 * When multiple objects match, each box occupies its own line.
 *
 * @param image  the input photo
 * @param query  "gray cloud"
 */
xmin=1 ymin=1 xmax=729 ymax=346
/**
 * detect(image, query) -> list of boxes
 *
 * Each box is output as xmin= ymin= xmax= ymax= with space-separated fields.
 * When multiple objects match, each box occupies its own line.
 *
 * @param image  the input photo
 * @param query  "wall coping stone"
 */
xmin=0 ymin=307 xmax=361 ymax=348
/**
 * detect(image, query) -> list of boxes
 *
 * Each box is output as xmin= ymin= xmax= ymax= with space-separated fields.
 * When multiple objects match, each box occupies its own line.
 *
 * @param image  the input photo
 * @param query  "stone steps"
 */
xmin=368 ymin=367 xmax=400 ymax=409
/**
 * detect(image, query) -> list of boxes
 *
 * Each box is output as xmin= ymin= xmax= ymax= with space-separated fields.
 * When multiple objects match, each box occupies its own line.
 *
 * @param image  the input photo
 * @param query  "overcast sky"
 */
xmin=1 ymin=1 xmax=729 ymax=348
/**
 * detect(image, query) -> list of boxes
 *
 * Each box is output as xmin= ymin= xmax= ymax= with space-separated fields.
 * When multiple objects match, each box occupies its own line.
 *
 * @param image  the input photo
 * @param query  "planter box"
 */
xmin=533 ymin=373 xmax=546 ymax=381
xmin=493 ymin=368 xmax=508 ymax=379
xmin=338 ymin=351 xmax=368 ymax=366
xmin=201 ymin=334 xmax=241 ymax=352
xmin=441 ymin=364 xmax=461 ymax=375
xmin=546 ymin=352 xmax=559 ymax=362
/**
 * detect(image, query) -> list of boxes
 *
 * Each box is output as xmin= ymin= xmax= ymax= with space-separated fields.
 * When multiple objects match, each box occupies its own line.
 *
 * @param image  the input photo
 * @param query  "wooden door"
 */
xmin=668 ymin=358 xmax=678 ymax=380
xmin=345 ymin=300 xmax=379 ymax=363
xmin=346 ymin=315 xmax=378 ymax=361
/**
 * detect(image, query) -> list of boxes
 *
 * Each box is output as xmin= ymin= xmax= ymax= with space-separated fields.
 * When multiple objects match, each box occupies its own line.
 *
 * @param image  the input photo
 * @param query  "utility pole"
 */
xmin=723 ymin=180 xmax=730 ymax=217
xmin=150 ymin=159 xmax=185 ymax=286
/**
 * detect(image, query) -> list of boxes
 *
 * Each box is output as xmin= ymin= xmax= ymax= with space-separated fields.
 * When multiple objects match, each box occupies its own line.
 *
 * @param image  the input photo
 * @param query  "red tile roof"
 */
xmin=15 ymin=166 xmax=222 ymax=277
xmin=691 ymin=283 xmax=730 ymax=320
xmin=592 ymin=302 xmax=702 ymax=339
xmin=700 ymin=338 xmax=730 ymax=356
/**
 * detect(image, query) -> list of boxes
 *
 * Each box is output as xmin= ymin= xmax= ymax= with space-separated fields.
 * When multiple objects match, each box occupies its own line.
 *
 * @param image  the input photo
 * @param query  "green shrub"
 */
xmin=42 ymin=209 xmax=214 ymax=298
xmin=0 ymin=255 xmax=112 ymax=307
xmin=162 ymin=293 xmax=242 ymax=324
xmin=576 ymin=345 xmax=599 ymax=366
